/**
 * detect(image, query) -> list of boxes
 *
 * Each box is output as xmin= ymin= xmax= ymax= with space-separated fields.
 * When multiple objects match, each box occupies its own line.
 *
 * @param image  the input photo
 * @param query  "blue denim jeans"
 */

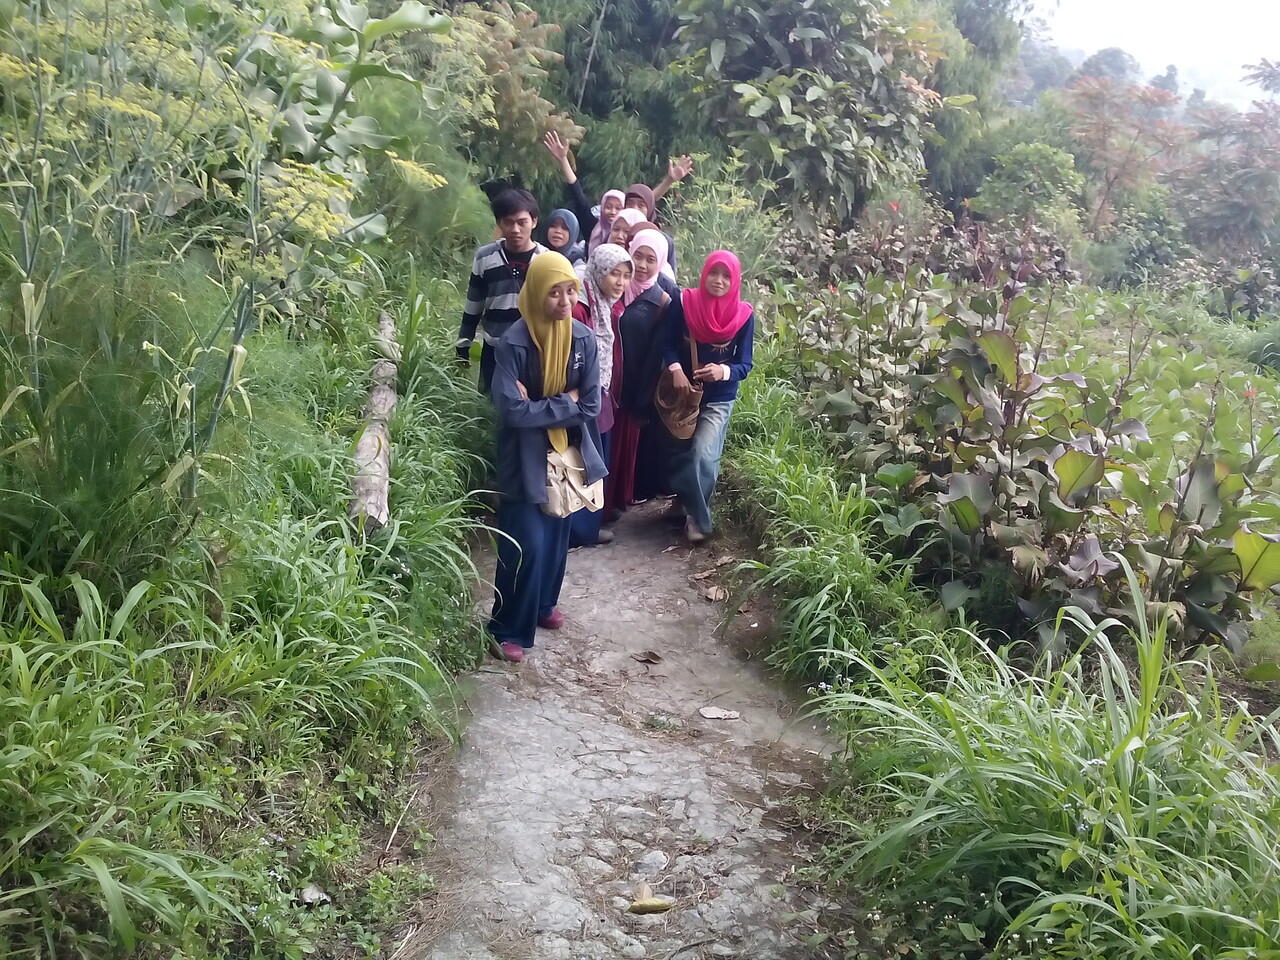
xmin=670 ymin=400 xmax=734 ymax=535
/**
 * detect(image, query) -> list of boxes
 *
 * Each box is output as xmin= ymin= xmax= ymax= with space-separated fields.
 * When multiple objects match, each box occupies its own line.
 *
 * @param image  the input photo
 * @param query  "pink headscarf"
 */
xmin=624 ymin=229 xmax=669 ymax=306
xmin=588 ymin=189 xmax=627 ymax=253
xmin=681 ymin=250 xmax=753 ymax=343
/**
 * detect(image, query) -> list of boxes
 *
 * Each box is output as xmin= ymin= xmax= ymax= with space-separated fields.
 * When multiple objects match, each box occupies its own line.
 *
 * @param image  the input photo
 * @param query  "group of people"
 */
xmin=455 ymin=136 xmax=755 ymax=663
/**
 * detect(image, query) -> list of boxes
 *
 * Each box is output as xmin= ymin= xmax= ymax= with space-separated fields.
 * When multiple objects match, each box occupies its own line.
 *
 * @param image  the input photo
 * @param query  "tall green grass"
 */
xmin=818 ymin=578 xmax=1280 ymax=959
xmin=725 ymin=348 xmax=943 ymax=678
xmin=0 ymin=300 xmax=484 ymax=958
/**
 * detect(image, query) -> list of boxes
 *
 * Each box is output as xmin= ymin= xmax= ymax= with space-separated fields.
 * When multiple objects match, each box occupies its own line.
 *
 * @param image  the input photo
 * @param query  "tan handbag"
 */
xmin=543 ymin=445 xmax=604 ymax=518
xmin=655 ymin=323 xmax=702 ymax=441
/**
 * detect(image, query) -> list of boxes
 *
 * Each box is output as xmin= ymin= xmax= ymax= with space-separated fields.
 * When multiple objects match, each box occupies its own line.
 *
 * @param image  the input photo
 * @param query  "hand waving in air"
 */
xmin=543 ymin=130 xmax=570 ymax=163
xmin=668 ymin=154 xmax=695 ymax=184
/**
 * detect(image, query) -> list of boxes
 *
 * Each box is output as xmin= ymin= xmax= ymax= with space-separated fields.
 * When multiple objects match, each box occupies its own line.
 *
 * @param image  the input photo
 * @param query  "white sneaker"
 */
xmin=685 ymin=518 xmax=706 ymax=544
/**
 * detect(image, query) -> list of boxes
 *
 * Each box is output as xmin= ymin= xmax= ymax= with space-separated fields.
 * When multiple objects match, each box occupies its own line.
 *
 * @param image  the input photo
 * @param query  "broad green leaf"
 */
xmin=944 ymin=94 xmax=977 ymax=108
xmin=940 ymin=473 xmax=993 ymax=535
xmin=747 ymin=96 xmax=774 ymax=118
xmin=875 ymin=462 xmax=916 ymax=491
xmin=1232 ymin=528 xmax=1280 ymax=590
xmin=364 ymin=1 xmax=451 ymax=41
xmin=709 ymin=38 xmax=725 ymax=71
xmin=933 ymin=375 xmax=966 ymax=408
xmin=1244 ymin=662 xmax=1280 ymax=684
xmin=941 ymin=580 xmax=977 ymax=612
xmin=977 ymin=330 xmax=1018 ymax=383
xmin=1176 ymin=457 xmax=1223 ymax=529
xmin=1052 ymin=448 xmax=1105 ymax=502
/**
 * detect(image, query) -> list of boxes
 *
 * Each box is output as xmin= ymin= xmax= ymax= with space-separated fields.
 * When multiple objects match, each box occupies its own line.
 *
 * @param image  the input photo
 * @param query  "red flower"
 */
xmin=827 ymin=284 xmax=838 ymax=294
xmin=1244 ymin=387 xmax=1259 ymax=400
xmin=888 ymin=201 xmax=901 ymax=213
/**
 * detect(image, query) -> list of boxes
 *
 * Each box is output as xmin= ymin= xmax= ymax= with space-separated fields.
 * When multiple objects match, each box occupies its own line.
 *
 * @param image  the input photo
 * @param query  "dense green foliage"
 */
xmin=3 ymin=0 xmax=1280 ymax=957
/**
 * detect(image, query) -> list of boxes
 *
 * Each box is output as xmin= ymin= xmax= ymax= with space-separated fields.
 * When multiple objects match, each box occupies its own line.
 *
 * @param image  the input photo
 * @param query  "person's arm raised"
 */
xmin=653 ymin=155 xmax=694 ymax=202
xmin=543 ymin=131 xmax=578 ymax=185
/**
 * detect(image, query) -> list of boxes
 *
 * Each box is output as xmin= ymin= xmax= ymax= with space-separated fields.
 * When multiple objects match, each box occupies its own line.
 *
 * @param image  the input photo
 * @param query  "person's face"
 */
xmin=609 ymin=222 xmax=631 ymax=247
xmin=547 ymin=220 xmax=571 ymax=250
xmin=499 ymin=211 xmax=536 ymax=250
xmin=631 ymin=246 xmax=658 ymax=285
xmin=625 ymin=195 xmax=648 ymax=215
xmin=705 ymin=264 xmax=732 ymax=298
xmin=545 ymin=280 xmax=578 ymax=320
xmin=602 ymin=195 xmax=623 ymax=220
xmin=599 ymin=262 xmax=632 ymax=300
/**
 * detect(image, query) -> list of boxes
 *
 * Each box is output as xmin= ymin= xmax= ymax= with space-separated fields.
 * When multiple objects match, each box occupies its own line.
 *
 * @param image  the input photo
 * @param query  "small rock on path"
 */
xmin=411 ymin=503 xmax=843 ymax=960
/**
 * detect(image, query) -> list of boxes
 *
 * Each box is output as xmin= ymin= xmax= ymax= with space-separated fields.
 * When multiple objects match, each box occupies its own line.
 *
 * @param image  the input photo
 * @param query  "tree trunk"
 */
xmin=350 ymin=310 xmax=399 ymax=531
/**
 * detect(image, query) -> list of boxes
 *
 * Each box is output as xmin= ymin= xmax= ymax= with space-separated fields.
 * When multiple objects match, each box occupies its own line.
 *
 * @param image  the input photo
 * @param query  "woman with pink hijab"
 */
xmin=662 ymin=250 xmax=756 ymax=543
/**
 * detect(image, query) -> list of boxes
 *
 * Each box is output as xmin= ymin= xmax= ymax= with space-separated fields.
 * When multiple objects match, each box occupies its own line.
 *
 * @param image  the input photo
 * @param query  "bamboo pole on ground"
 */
xmin=350 ymin=310 xmax=401 ymax=531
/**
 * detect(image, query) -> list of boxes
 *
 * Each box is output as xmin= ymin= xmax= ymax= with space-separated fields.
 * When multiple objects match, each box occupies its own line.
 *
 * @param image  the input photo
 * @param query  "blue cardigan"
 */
xmin=491 ymin=319 xmax=607 ymax=504
xmin=661 ymin=295 xmax=755 ymax=404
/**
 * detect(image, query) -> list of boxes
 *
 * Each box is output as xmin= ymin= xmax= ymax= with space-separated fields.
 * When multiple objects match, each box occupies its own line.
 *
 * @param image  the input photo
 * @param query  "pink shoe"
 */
xmin=537 ymin=608 xmax=565 ymax=630
xmin=491 ymin=641 xmax=525 ymax=663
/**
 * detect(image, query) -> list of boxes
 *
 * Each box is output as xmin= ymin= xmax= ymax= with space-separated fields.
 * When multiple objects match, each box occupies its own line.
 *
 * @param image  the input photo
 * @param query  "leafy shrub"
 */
xmin=821 ymin=598 xmax=1280 ymax=959
xmin=673 ymin=0 xmax=946 ymax=227
xmin=784 ymin=270 xmax=1280 ymax=652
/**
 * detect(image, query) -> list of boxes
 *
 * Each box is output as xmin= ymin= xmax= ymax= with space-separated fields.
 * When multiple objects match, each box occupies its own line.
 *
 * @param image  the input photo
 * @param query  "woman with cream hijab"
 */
xmin=488 ymin=252 xmax=607 ymax=662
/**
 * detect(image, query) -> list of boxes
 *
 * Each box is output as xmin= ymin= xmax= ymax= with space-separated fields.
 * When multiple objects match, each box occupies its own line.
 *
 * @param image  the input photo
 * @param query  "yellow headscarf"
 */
xmin=516 ymin=251 xmax=581 ymax=452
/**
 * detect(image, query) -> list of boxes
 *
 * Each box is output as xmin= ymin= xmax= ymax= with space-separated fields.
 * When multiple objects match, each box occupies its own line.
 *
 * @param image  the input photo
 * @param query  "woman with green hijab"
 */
xmin=488 ymin=252 xmax=607 ymax=662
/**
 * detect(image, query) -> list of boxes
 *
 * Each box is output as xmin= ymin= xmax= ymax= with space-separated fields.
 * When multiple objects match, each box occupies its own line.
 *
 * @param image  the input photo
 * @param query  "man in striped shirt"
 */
xmin=456 ymin=189 xmax=549 ymax=393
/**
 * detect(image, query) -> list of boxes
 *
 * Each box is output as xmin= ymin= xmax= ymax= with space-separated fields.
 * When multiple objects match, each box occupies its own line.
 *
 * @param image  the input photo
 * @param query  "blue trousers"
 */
xmin=489 ymin=501 xmax=571 ymax=649
xmin=569 ymin=429 xmax=611 ymax=547
xmin=670 ymin=400 xmax=734 ymax=536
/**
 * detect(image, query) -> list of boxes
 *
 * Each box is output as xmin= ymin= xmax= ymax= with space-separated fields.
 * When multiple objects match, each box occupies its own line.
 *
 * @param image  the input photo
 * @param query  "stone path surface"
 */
xmin=411 ymin=503 xmax=842 ymax=960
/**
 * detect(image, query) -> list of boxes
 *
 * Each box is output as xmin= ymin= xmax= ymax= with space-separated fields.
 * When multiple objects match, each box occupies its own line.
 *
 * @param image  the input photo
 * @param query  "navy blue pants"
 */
xmin=569 ymin=429 xmax=611 ymax=547
xmin=488 ymin=501 xmax=571 ymax=649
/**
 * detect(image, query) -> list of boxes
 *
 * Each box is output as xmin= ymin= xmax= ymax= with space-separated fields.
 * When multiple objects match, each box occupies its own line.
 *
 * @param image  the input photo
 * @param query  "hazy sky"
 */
xmin=1034 ymin=0 xmax=1280 ymax=105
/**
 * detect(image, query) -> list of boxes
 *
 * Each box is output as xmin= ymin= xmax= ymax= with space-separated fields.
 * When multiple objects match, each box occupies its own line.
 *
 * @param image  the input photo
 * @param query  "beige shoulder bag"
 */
xmin=543 ymin=445 xmax=604 ymax=518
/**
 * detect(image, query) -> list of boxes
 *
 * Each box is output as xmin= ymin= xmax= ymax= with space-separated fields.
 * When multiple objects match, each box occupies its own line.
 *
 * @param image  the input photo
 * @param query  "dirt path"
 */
xmin=411 ymin=503 xmax=843 ymax=960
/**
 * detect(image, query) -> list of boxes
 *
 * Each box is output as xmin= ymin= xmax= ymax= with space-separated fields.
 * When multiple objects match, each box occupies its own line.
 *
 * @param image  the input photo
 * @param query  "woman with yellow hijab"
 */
xmin=488 ymin=252 xmax=607 ymax=662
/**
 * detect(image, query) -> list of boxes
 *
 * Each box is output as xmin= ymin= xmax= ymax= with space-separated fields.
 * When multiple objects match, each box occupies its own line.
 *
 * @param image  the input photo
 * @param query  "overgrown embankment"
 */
xmin=722 ymin=321 xmax=1280 ymax=958
xmin=1 ymin=300 xmax=487 ymax=958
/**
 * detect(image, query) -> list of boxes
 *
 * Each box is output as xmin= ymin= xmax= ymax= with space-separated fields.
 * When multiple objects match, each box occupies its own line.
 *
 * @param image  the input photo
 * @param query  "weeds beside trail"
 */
xmin=1 ymin=300 xmax=487 ymax=958
xmin=725 ymin=347 xmax=1280 ymax=958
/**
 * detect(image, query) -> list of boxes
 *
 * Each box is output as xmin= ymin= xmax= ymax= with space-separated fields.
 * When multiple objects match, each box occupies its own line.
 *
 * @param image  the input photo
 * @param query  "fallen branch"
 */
xmin=350 ymin=310 xmax=399 ymax=531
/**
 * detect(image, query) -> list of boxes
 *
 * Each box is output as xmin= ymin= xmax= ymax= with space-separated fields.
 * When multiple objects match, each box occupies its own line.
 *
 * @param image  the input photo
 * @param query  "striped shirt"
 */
xmin=456 ymin=241 xmax=548 ymax=348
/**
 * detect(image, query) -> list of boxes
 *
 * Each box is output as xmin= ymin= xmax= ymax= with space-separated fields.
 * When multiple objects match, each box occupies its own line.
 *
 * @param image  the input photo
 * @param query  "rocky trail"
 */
xmin=406 ymin=502 xmax=847 ymax=960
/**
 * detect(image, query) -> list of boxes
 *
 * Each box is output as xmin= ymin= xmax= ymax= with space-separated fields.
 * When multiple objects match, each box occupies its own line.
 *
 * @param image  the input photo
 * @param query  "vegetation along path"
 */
xmin=414 ymin=503 xmax=840 ymax=960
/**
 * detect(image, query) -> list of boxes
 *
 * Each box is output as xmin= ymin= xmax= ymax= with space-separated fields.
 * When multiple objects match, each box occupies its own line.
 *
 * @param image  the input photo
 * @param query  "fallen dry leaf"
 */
xmin=703 ymin=585 xmax=728 ymax=603
xmin=627 ymin=897 xmax=675 ymax=915
xmin=715 ymin=555 xmax=735 ymax=567
xmin=632 ymin=650 xmax=664 ymax=665
xmin=689 ymin=569 xmax=716 ymax=582
xmin=698 ymin=706 xmax=741 ymax=721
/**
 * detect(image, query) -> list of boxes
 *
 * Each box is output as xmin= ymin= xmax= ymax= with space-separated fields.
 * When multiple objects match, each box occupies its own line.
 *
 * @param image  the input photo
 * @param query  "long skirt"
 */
xmin=569 ymin=430 xmax=611 ymax=546
xmin=488 ymin=501 xmax=571 ymax=649
xmin=606 ymin=411 xmax=641 ymax=511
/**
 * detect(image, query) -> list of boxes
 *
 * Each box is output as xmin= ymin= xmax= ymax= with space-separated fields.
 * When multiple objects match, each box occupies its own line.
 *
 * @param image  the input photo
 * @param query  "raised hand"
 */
xmin=543 ymin=130 xmax=570 ymax=163
xmin=669 ymin=154 xmax=694 ymax=182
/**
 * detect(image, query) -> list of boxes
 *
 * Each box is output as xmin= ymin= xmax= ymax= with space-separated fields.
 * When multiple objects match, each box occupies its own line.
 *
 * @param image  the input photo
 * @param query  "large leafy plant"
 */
xmin=672 ymin=0 xmax=952 ymax=228
xmin=786 ymin=270 xmax=1280 ymax=651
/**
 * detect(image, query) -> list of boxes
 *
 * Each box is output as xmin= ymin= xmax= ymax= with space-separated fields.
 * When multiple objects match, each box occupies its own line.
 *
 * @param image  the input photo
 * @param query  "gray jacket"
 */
xmin=491 ymin=319 xmax=608 ymax=504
